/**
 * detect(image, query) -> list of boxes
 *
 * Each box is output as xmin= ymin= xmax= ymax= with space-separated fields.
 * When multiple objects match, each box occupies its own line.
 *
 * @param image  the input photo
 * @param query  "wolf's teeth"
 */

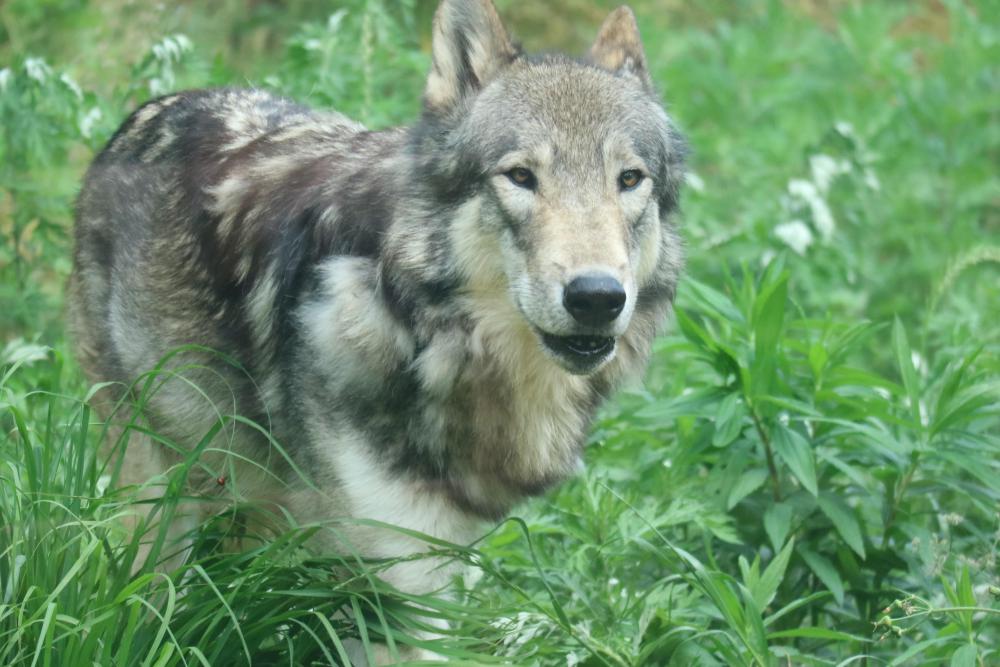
xmin=541 ymin=332 xmax=615 ymax=360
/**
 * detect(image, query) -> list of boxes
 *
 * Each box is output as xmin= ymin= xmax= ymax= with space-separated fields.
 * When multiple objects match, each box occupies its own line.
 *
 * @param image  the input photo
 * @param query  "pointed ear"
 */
xmin=424 ymin=0 xmax=518 ymax=112
xmin=589 ymin=6 xmax=653 ymax=90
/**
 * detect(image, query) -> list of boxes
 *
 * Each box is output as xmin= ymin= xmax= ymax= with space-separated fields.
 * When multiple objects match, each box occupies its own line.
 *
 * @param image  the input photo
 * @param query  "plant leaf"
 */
xmin=683 ymin=277 xmax=745 ymax=325
xmin=798 ymin=546 xmax=845 ymax=605
xmin=767 ymin=627 xmax=862 ymax=642
xmin=727 ymin=468 xmax=770 ymax=510
xmin=950 ymin=644 xmax=977 ymax=667
xmin=752 ymin=538 xmax=795 ymax=610
xmin=818 ymin=494 xmax=865 ymax=559
xmin=892 ymin=317 xmax=922 ymax=428
xmin=771 ymin=422 xmax=818 ymax=496
xmin=713 ymin=392 xmax=746 ymax=448
xmin=764 ymin=503 xmax=794 ymax=552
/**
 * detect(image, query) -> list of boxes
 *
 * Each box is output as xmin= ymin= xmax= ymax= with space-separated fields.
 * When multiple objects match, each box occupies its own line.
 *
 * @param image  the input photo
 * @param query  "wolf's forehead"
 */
xmin=506 ymin=62 xmax=646 ymax=121
xmin=471 ymin=61 xmax=662 ymax=154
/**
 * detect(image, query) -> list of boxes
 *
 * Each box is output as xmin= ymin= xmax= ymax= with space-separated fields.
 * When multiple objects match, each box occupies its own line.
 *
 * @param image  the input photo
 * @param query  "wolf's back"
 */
xmin=67 ymin=88 xmax=388 ymax=425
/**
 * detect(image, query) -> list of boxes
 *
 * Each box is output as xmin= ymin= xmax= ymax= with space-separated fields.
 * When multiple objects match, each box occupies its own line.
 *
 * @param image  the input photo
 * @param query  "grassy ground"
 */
xmin=1 ymin=0 xmax=998 ymax=664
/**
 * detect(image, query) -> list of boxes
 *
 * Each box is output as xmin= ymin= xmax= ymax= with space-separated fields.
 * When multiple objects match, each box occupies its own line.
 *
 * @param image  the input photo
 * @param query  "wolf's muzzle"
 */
xmin=563 ymin=273 xmax=626 ymax=326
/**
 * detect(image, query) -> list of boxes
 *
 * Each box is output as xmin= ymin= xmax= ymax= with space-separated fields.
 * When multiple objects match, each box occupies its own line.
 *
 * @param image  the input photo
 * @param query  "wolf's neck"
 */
xmin=420 ymin=292 xmax=598 ymax=518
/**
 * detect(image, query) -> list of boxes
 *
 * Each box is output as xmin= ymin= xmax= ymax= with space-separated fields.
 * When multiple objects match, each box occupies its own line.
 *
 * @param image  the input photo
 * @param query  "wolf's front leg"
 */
xmin=288 ymin=456 xmax=479 ymax=663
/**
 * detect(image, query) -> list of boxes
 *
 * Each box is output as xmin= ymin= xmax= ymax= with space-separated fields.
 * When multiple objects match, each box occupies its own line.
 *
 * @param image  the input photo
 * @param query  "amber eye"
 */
xmin=506 ymin=167 xmax=537 ymax=190
xmin=619 ymin=169 xmax=644 ymax=191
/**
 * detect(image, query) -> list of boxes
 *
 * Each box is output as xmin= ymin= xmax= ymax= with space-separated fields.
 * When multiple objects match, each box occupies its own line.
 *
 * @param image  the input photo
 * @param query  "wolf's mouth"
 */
xmin=540 ymin=332 xmax=615 ymax=370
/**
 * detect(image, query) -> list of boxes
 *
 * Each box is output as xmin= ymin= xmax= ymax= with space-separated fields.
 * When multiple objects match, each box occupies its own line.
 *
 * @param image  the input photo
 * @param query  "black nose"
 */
xmin=563 ymin=274 xmax=626 ymax=326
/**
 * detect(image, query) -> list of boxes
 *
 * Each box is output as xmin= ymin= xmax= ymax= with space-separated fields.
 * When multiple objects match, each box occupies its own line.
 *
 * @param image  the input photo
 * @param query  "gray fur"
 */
xmin=69 ymin=0 xmax=685 ymax=603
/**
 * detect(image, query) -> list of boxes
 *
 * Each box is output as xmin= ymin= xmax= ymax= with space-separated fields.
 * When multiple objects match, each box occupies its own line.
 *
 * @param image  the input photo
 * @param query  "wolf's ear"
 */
xmin=424 ymin=0 xmax=518 ymax=112
xmin=589 ymin=6 xmax=653 ymax=90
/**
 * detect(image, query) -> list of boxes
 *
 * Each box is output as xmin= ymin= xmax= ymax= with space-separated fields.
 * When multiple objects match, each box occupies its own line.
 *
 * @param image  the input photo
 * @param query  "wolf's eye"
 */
xmin=506 ymin=167 xmax=537 ymax=191
xmin=619 ymin=169 xmax=644 ymax=191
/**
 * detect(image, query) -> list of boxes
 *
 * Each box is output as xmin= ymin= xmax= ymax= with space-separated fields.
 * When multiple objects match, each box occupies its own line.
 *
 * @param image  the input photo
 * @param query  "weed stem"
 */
xmin=881 ymin=454 xmax=920 ymax=550
xmin=751 ymin=410 xmax=783 ymax=502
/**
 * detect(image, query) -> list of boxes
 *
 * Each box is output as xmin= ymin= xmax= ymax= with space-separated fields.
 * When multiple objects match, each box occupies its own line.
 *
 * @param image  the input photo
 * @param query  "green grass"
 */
xmin=2 ymin=0 xmax=999 ymax=664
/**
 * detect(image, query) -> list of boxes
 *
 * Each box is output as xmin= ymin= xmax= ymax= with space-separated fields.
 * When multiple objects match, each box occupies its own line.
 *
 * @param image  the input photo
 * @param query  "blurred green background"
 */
xmin=1 ymin=1 xmax=997 ymax=665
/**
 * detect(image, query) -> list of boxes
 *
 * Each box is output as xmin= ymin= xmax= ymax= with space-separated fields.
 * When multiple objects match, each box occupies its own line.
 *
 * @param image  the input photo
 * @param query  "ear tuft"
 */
xmin=589 ymin=6 xmax=653 ymax=90
xmin=425 ymin=0 xmax=517 ymax=112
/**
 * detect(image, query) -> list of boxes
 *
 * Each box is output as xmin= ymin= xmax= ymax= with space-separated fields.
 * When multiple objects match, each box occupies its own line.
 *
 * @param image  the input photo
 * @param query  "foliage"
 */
xmin=1 ymin=0 xmax=998 ymax=664
xmin=272 ymin=0 xmax=429 ymax=127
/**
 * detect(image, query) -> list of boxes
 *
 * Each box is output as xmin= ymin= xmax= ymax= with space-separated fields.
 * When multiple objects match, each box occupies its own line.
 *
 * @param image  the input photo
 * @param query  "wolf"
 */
xmin=69 ymin=0 xmax=685 ymax=660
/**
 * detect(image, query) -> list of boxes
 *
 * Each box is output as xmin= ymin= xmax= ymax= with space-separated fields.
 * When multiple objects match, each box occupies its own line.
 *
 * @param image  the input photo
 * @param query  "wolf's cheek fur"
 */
xmin=448 ymin=197 xmax=507 ymax=293
xmin=632 ymin=202 xmax=664 ymax=288
xmin=444 ymin=197 xmax=546 ymax=342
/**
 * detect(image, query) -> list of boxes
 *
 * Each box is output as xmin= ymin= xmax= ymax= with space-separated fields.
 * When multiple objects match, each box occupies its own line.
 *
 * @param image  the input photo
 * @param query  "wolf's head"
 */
xmin=410 ymin=0 xmax=685 ymax=375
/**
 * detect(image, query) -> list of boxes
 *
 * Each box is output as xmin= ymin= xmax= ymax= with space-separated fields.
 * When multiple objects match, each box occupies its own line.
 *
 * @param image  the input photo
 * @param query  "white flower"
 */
xmin=24 ymin=57 xmax=50 ymax=83
xmin=327 ymin=10 xmax=348 ymax=32
xmin=60 ymin=72 xmax=83 ymax=99
xmin=492 ymin=612 xmax=550 ymax=653
xmin=787 ymin=178 xmax=818 ymax=201
xmin=152 ymin=35 xmax=192 ymax=63
xmin=835 ymin=121 xmax=855 ymax=138
xmin=0 ymin=68 xmax=11 ymax=92
xmin=685 ymin=171 xmax=706 ymax=193
xmin=788 ymin=178 xmax=835 ymax=240
xmin=809 ymin=154 xmax=851 ymax=194
xmin=79 ymin=107 xmax=102 ymax=139
xmin=941 ymin=513 xmax=964 ymax=526
xmin=812 ymin=201 xmax=834 ymax=239
xmin=863 ymin=168 xmax=881 ymax=191
xmin=2 ymin=339 xmax=49 ymax=365
xmin=773 ymin=220 xmax=814 ymax=255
